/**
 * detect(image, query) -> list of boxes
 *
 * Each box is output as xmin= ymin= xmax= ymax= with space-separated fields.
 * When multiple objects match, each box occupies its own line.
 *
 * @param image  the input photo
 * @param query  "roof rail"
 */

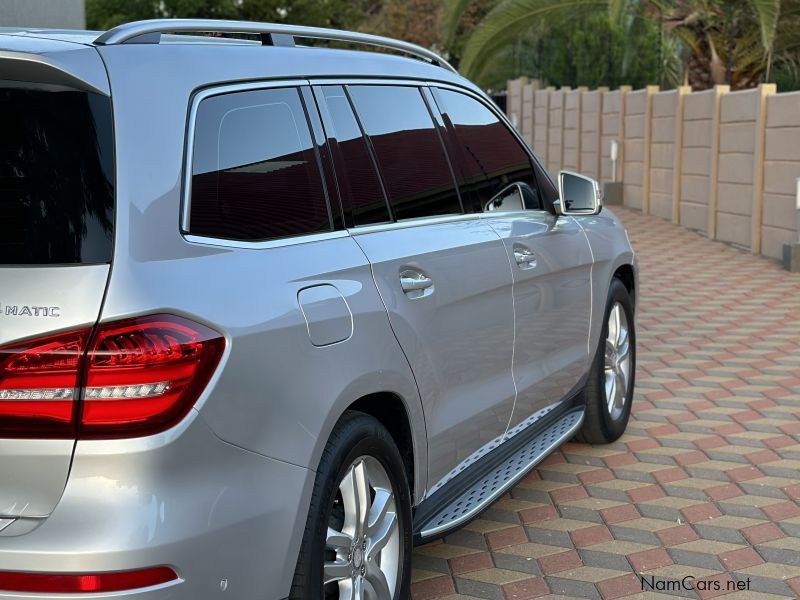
xmin=94 ymin=19 xmax=457 ymax=73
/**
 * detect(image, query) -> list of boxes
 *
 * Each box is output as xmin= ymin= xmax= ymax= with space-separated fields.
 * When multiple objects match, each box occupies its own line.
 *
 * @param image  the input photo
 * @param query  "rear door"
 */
xmin=314 ymin=83 xmax=517 ymax=492
xmin=431 ymin=87 xmax=593 ymax=436
xmin=0 ymin=69 xmax=115 ymax=518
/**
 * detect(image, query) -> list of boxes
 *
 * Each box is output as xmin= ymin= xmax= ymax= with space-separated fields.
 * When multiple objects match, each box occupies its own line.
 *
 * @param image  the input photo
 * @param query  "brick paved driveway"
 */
xmin=411 ymin=207 xmax=800 ymax=600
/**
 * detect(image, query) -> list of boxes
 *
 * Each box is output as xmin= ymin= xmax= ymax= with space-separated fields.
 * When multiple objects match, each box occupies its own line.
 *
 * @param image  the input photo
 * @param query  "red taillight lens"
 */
xmin=0 ymin=314 xmax=224 ymax=439
xmin=0 ymin=566 xmax=178 ymax=593
xmin=81 ymin=315 xmax=225 ymax=439
xmin=0 ymin=328 xmax=90 ymax=438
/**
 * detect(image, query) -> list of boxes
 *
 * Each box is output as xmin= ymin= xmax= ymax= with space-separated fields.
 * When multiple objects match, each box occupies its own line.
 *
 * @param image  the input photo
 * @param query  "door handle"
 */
xmin=400 ymin=270 xmax=434 ymax=298
xmin=513 ymin=247 xmax=537 ymax=269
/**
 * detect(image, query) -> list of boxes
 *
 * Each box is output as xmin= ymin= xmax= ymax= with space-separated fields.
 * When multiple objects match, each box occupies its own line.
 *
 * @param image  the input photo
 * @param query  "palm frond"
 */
xmin=748 ymin=0 xmax=781 ymax=52
xmin=441 ymin=0 xmax=476 ymax=49
xmin=459 ymin=0 xmax=609 ymax=79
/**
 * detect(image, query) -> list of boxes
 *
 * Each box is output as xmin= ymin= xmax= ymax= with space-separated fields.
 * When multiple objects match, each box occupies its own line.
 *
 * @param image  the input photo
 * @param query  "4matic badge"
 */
xmin=1 ymin=303 xmax=61 ymax=317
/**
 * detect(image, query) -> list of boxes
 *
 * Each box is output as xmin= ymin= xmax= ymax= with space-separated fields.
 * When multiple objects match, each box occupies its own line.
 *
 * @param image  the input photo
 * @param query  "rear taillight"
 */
xmin=0 ymin=315 xmax=224 ymax=439
xmin=81 ymin=315 xmax=225 ymax=438
xmin=0 ymin=566 xmax=178 ymax=593
xmin=0 ymin=329 xmax=89 ymax=438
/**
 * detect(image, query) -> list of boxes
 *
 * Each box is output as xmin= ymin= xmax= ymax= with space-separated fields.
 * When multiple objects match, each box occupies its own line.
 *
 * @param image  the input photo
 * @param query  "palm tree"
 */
xmin=446 ymin=0 xmax=784 ymax=89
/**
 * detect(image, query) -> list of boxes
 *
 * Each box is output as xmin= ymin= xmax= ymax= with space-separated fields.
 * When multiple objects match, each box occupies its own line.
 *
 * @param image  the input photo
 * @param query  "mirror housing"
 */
xmin=555 ymin=170 xmax=603 ymax=216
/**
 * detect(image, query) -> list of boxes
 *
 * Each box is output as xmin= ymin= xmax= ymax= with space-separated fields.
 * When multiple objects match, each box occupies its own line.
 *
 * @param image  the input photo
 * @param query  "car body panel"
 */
xmin=480 ymin=212 xmax=594 ymax=435
xmin=351 ymin=218 xmax=517 ymax=491
xmin=574 ymin=208 xmax=638 ymax=345
xmin=0 ymin=411 xmax=312 ymax=600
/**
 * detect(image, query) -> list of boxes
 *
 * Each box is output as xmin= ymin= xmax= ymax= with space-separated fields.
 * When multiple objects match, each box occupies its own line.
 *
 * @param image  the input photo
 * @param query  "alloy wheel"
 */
xmin=604 ymin=301 xmax=632 ymax=420
xmin=324 ymin=456 xmax=400 ymax=599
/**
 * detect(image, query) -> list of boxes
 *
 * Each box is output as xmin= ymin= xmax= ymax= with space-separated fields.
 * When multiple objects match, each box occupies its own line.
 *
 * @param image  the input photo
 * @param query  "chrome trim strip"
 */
xmin=420 ymin=409 xmax=585 ymax=539
xmin=180 ymin=79 xmax=310 ymax=236
xmin=95 ymin=19 xmax=457 ymax=72
xmin=183 ymin=230 xmax=350 ymax=250
xmin=348 ymin=213 xmax=478 ymax=236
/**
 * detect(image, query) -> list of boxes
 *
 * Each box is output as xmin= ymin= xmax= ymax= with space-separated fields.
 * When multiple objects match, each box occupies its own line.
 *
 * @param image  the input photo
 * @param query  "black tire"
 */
xmin=290 ymin=410 xmax=412 ymax=600
xmin=576 ymin=277 xmax=636 ymax=444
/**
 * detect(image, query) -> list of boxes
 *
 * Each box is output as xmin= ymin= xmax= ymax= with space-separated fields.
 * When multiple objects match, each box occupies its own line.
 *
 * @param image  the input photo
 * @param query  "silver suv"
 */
xmin=0 ymin=19 xmax=637 ymax=600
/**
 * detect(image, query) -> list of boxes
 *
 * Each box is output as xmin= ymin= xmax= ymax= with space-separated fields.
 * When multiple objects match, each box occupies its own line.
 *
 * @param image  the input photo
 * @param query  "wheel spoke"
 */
xmin=618 ymin=359 xmax=630 ymax=398
xmin=604 ymin=339 xmax=616 ymax=366
xmin=613 ymin=304 xmax=625 ymax=347
xmin=341 ymin=460 xmax=371 ymax=535
xmin=353 ymin=460 xmax=371 ymax=533
xmin=327 ymin=527 xmax=353 ymax=552
xmin=365 ymin=565 xmax=392 ymax=599
xmin=367 ymin=488 xmax=391 ymax=533
xmin=338 ymin=578 xmax=355 ymax=600
xmin=607 ymin=304 xmax=619 ymax=348
xmin=368 ymin=510 xmax=397 ymax=557
xmin=324 ymin=559 xmax=352 ymax=585
xmin=606 ymin=373 xmax=617 ymax=414
xmin=353 ymin=574 xmax=365 ymax=600
xmin=617 ymin=321 xmax=629 ymax=350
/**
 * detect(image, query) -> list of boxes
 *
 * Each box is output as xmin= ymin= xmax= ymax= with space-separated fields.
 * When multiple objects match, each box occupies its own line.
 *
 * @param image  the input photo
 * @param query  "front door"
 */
xmin=430 ymin=86 xmax=593 ymax=437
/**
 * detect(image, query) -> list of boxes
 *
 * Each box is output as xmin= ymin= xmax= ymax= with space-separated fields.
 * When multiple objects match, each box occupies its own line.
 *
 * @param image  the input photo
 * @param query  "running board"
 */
xmin=416 ymin=408 xmax=584 ymax=542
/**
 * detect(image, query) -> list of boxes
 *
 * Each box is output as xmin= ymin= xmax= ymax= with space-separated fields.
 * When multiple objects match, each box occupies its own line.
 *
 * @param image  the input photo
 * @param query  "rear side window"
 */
xmin=434 ymin=89 xmax=541 ymax=213
xmin=0 ymin=88 xmax=114 ymax=265
xmin=317 ymin=86 xmax=390 ymax=226
xmin=348 ymin=86 xmax=462 ymax=221
xmin=189 ymin=87 xmax=331 ymax=242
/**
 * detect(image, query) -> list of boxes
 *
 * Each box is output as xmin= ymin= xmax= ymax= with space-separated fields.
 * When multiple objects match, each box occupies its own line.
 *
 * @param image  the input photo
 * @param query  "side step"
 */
xmin=416 ymin=409 xmax=584 ymax=542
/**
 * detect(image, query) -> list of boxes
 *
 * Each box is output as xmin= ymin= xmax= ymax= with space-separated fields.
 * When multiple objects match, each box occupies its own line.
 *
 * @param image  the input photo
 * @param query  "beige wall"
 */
xmin=562 ymin=89 xmax=582 ymax=172
xmin=580 ymin=89 xmax=604 ymax=180
xmin=505 ymin=81 xmax=800 ymax=261
xmin=715 ymin=89 xmax=760 ymax=248
xmin=533 ymin=88 xmax=552 ymax=166
xmin=547 ymin=88 xmax=567 ymax=174
xmin=649 ymin=90 xmax=680 ymax=221
xmin=600 ymin=89 xmax=626 ymax=184
xmin=763 ymin=92 xmax=800 ymax=259
xmin=521 ymin=82 xmax=537 ymax=148
xmin=680 ymin=88 xmax=723 ymax=233
xmin=623 ymin=88 xmax=655 ymax=210
xmin=506 ymin=77 xmax=527 ymax=130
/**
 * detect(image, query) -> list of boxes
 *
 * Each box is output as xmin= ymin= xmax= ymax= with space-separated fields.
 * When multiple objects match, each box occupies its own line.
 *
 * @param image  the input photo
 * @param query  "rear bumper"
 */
xmin=0 ymin=411 xmax=314 ymax=600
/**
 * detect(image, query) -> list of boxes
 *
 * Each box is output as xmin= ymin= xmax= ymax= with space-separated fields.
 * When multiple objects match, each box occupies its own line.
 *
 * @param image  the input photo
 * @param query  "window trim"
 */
xmin=181 ymin=79 xmax=336 ymax=247
xmin=306 ymin=77 xmax=550 ymax=181
xmin=180 ymin=77 xmax=555 ymax=249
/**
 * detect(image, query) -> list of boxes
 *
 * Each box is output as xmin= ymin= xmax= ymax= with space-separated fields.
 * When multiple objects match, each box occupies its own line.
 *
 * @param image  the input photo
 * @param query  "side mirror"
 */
xmin=554 ymin=171 xmax=603 ymax=216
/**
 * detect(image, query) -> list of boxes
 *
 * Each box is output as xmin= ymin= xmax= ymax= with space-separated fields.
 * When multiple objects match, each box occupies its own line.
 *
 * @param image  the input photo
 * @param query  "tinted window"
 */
xmin=0 ymin=88 xmax=114 ymax=265
xmin=190 ymin=87 xmax=331 ymax=241
xmin=319 ymin=86 xmax=390 ymax=226
xmin=348 ymin=86 xmax=462 ymax=220
xmin=435 ymin=89 xmax=540 ymax=213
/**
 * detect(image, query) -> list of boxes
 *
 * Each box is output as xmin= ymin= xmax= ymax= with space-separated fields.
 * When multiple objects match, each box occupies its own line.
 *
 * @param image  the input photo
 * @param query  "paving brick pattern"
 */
xmin=411 ymin=208 xmax=800 ymax=599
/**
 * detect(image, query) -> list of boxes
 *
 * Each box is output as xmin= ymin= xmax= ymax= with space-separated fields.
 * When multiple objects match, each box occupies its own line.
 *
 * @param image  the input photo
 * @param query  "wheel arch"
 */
xmin=612 ymin=263 xmax=636 ymax=310
xmin=312 ymin=373 xmax=428 ymax=507
xmin=349 ymin=392 xmax=417 ymax=503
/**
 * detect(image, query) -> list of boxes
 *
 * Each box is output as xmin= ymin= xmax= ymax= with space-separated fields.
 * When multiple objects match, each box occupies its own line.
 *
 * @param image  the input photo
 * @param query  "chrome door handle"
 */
xmin=513 ymin=247 xmax=537 ymax=269
xmin=399 ymin=270 xmax=434 ymax=298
